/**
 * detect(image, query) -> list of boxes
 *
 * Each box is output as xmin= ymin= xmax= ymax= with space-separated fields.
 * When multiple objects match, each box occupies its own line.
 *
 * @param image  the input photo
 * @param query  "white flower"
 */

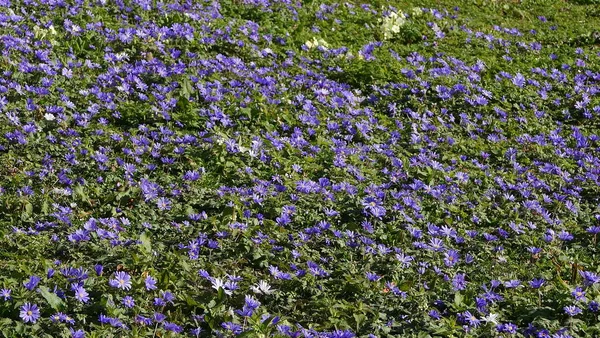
xmin=52 ymin=188 xmax=71 ymax=196
xmin=115 ymin=52 xmax=129 ymax=61
xmin=304 ymin=37 xmax=329 ymax=50
xmin=211 ymin=278 xmax=232 ymax=295
xmin=317 ymin=38 xmax=329 ymax=48
xmin=211 ymin=278 xmax=224 ymax=290
xmin=251 ymin=280 xmax=276 ymax=295
xmin=44 ymin=113 xmax=55 ymax=121
xmin=482 ymin=313 xmax=499 ymax=325
xmin=380 ymin=11 xmax=407 ymax=40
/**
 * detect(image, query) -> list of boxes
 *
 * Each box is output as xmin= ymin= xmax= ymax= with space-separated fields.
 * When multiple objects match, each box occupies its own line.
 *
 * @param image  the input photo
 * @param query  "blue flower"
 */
xmin=156 ymin=197 xmax=172 ymax=211
xmin=23 ymin=275 xmax=41 ymax=291
xmin=529 ymin=278 xmax=545 ymax=289
xmin=452 ymin=273 xmax=467 ymax=291
xmin=109 ymin=271 xmax=132 ymax=290
xmin=145 ymin=276 xmax=157 ymax=291
xmin=564 ymin=305 xmax=582 ymax=317
xmin=20 ymin=303 xmax=40 ymax=323
xmin=74 ymin=285 xmax=89 ymax=303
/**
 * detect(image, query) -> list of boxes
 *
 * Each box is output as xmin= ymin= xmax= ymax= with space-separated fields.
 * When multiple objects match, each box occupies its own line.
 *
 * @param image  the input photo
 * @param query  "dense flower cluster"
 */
xmin=0 ymin=0 xmax=599 ymax=336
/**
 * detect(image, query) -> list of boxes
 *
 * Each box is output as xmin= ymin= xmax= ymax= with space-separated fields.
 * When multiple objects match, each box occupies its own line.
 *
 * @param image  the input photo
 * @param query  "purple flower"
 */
xmin=512 ymin=73 xmax=525 ymax=87
xmin=365 ymin=272 xmax=381 ymax=282
xmin=362 ymin=197 xmax=386 ymax=218
xmin=145 ymin=276 xmax=157 ymax=291
xmin=69 ymin=328 xmax=85 ymax=338
xmin=163 ymin=322 xmax=183 ymax=333
xmin=236 ymin=295 xmax=261 ymax=317
xmin=496 ymin=323 xmax=518 ymax=333
xmin=244 ymin=295 xmax=260 ymax=310
xmin=135 ymin=315 xmax=153 ymax=326
xmin=140 ymin=179 xmax=161 ymax=201
xmin=504 ymin=280 xmax=521 ymax=288
xmin=153 ymin=312 xmax=166 ymax=323
xmin=529 ymin=278 xmax=545 ymax=289
xmin=122 ymin=296 xmax=135 ymax=308
xmin=74 ymin=286 xmax=89 ymax=303
xmin=24 ymin=275 xmax=41 ymax=291
xmin=452 ymin=273 xmax=467 ymax=291
xmin=60 ymin=313 xmax=75 ymax=325
xmin=161 ymin=290 xmax=175 ymax=304
xmin=429 ymin=309 xmax=441 ymax=320
xmin=221 ymin=322 xmax=243 ymax=334
xmin=20 ymin=303 xmax=40 ymax=323
xmin=183 ymin=170 xmax=201 ymax=181
xmin=109 ymin=271 xmax=132 ymax=290
xmin=564 ymin=305 xmax=582 ymax=316
xmin=462 ymin=311 xmax=480 ymax=327
xmin=330 ymin=330 xmax=356 ymax=338
xmin=572 ymin=287 xmax=586 ymax=301
xmin=1 ymin=289 xmax=11 ymax=300
xmin=156 ymin=197 xmax=172 ymax=211
xmin=587 ymin=226 xmax=600 ymax=234
xmin=580 ymin=271 xmax=600 ymax=286
xmin=269 ymin=266 xmax=292 ymax=280
xmin=444 ymin=250 xmax=459 ymax=267
xmin=154 ymin=297 xmax=166 ymax=307
xmin=557 ymin=230 xmax=573 ymax=241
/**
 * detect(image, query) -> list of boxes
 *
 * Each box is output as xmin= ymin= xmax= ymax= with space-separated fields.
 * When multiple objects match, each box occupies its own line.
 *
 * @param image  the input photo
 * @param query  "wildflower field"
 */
xmin=1 ymin=0 xmax=600 ymax=336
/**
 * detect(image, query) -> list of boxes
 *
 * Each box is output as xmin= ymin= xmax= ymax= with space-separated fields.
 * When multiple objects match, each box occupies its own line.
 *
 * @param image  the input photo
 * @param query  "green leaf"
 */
xmin=259 ymin=315 xmax=276 ymax=330
xmin=38 ymin=286 xmax=64 ymax=311
xmin=139 ymin=232 xmax=152 ymax=254
xmin=24 ymin=202 xmax=33 ymax=216
xmin=237 ymin=330 xmax=256 ymax=338
xmin=454 ymin=292 xmax=464 ymax=307
xmin=353 ymin=313 xmax=366 ymax=329
xmin=217 ymin=287 xmax=226 ymax=303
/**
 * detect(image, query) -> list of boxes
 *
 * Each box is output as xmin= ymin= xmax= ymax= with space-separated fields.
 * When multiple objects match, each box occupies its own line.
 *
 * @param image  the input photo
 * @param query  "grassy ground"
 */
xmin=0 ymin=0 xmax=599 ymax=337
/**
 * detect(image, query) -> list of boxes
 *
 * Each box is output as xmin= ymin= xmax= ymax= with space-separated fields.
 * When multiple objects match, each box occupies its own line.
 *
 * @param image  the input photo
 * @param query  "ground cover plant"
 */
xmin=0 ymin=0 xmax=600 ymax=336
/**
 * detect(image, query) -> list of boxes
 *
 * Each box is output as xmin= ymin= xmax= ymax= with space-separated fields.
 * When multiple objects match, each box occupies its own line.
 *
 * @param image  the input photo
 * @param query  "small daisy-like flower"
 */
xmin=74 ymin=286 xmax=89 ymax=303
xmin=50 ymin=313 xmax=62 ymax=323
xmin=482 ymin=313 xmax=499 ymax=325
xmin=20 ymin=303 xmax=40 ymax=323
xmin=0 ymin=289 xmax=11 ymax=301
xmin=251 ymin=280 xmax=276 ymax=295
xmin=572 ymin=287 xmax=586 ymax=301
xmin=156 ymin=197 xmax=172 ymax=211
xmin=109 ymin=271 xmax=132 ymax=290
xmin=145 ymin=275 xmax=157 ymax=291
xmin=529 ymin=278 xmax=545 ymax=289
xmin=122 ymin=296 xmax=135 ymax=308
xmin=463 ymin=311 xmax=480 ymax=327
xmin=564 ymin=305 xmax=582 ymax=317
